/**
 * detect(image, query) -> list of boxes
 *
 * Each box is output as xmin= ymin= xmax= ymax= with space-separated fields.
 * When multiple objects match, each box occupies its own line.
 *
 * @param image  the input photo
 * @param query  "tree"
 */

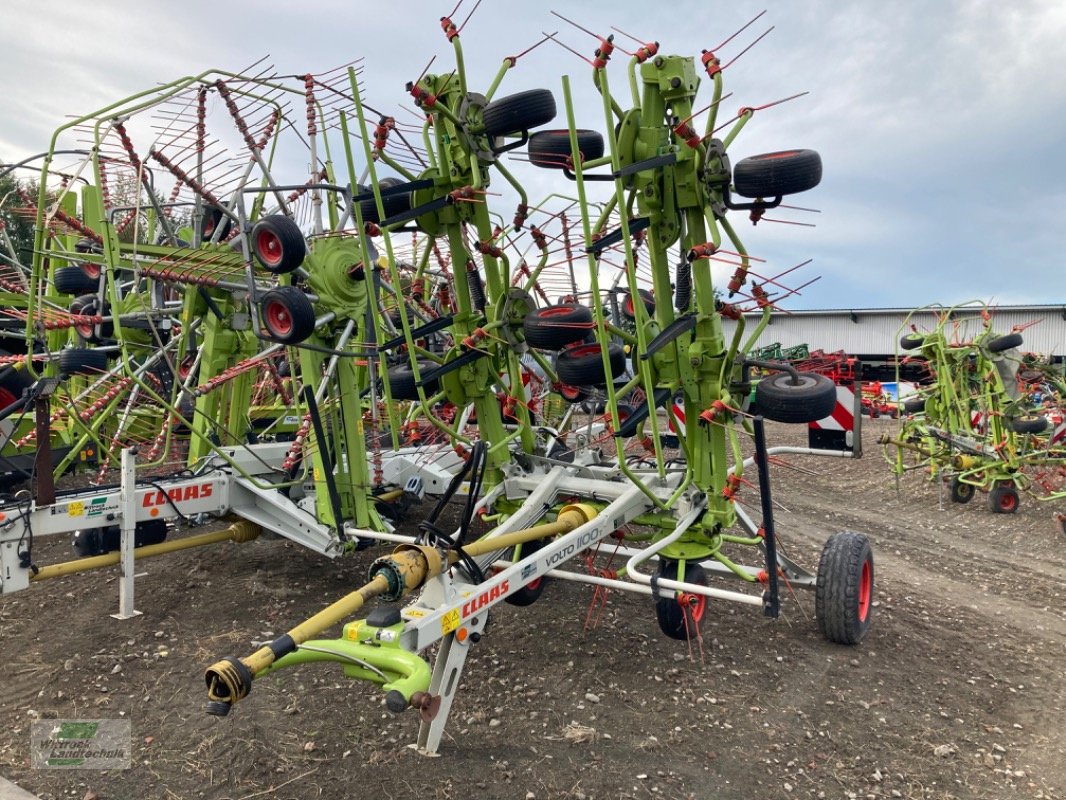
xmin=0 ymin=165 xmax=38 ymax=268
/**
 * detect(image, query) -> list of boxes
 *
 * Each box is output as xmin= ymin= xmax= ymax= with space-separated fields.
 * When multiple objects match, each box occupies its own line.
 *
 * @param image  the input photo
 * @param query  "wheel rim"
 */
xmin=680 ymin=592 xmax=706 ymax=625
xmin=999 ymin=490 xmax=1018 ymax=512
xmin=256 ymin=228 xmax=283 ymax=266
xmin=0 ymin=387 xmax=16 ymax=408
xmin=80 ymin=263 xmax=100 ymax=279
xmin=756 ymin=150 xmax=802 ymax=161
xmin=538 ymin=305 xmax=579 ymax=318
xmin=559 ymin=384 xmax=582 ymax=401
xmin=565 ymin=344 xmax=603 ymax=359
xmin=857 ymin=559 xmax=872 ymax=622
xmin=265 ymin=300 xmax=292 ymax=336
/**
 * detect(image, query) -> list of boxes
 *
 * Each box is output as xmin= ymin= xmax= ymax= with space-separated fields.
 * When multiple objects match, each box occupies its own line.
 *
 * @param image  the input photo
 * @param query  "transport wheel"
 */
xmin=754 ymin=371 xmax=836 ymax=423
xmin=816 ymin=531 xmax=874 ymax=645
xmin=54 ymin=266 xmax=98 ymax=295
xmin=654 ymin=560 xmax=707 ymax=641
xmin=504 ymin=538 xmax=549 ymax=607
xmin=900 ymin=333 xmax=925 ymax=350
xmin=58 ymin=347 xmax=109 ymax=376
xmin=528 ymin=129 xmax=604 ymax=168
xmin=523 ymin=304 xmax=593 ymax=350
xmin=200 ymin=205 xmax=232 ymax=241
xmin=251 ymin=215 xmax=306 ymax=274
xmin=556 ymin=343 xmax=626 ymax=387
xmin=948 ymin=476 xmax=975 ymax=504
xmin=481 ymin=89 xmax=556 ymax=137
xmin=732 ymin=149 xmax=822 ymax=198
xmin=986 ymin=332 xmax=1023 ymax=353
xmin=1010 ymin=414 xmax=1048 ymax=435
xmin=260 ymin=287 xmax=316 ymax=344
xmin=988 ymin=484 xmax=1019 ymax=514
xmin=621 ymin=288 xmax=655 ymax=319
xmin=386 ymin=361 xmax=439 ymax=400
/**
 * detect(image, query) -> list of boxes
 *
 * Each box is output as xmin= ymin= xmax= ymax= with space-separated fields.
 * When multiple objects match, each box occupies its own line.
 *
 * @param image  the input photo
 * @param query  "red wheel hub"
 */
xmin=265 ymin=301 xmax=292 ymax=335
xmin=999 ymin=491 xmax=1018 ymax=512
xmin=256 ymin=229 xmax=283 ymax=266
xmin=857 ymin=559 xmax=872 ymax=622
xmin=565 ymin=344 xmax=602 ymax=359
xmin=0 ymin=387 xmax=16 ymax=409
xmin=678 ymin=592 xmax=706 ymax=624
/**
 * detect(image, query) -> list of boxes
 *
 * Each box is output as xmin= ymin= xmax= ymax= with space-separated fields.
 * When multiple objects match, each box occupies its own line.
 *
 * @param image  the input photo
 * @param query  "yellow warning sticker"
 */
xmin=403 ymin=608 xmax=426 ymax=618
xmin=441 ymin=608 xmax=460 ymax=636
xmin=68 ymin=501 xmax=84 ymax=517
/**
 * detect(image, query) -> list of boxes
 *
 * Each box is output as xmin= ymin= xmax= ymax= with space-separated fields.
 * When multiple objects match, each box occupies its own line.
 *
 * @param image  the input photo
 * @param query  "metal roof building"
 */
xmin=721 ymin=304 xmax=1066 ymax=360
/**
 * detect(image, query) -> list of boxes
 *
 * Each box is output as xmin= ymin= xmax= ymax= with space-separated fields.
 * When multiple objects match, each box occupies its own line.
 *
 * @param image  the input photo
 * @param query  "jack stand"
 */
xmin=112 ymin=447 xmax=142 ymax=620
xmin=30 ymin=377 xmax=62 ymax=507
xmin=415 ymin=611 xmax=487 ymax=755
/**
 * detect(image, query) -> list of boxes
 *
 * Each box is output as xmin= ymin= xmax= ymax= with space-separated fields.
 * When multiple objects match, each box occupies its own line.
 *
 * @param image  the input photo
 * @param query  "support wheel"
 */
xmin=986 ymin=332 xmax=1023 ymax=353
xmin=260 ymin=287 xmax=316 ymax=344
xmin=900 ymin=333 xmax=925 ymax=350
xmin=482 ymin=89 xmax=556 ymax=137
xmin=386 ymin=361 xmax=440 ymax=401
xmin=654 ymin=561 xmax=707 ymax=641
xmin=504 ymin=538 xmax=549 ymax=607
xmin=54 ymin=266 xmax=99 ymax=295
xmin=528 ymin=129 xmax=604 ymax=169
xmin=948 ymin=476 xmax=975 ymax=504
xmin=58 ymin=348 xmax=109 ymax=376
xmin=358 ymin=177 xmax=413 ymax=224
xmin=556 ymin=343 xmax=626 ymax=387
xmin=251 ymin=215 xmax=306 ymax=274
xmin=988 ymin=484 xmax=1019 ymax=514
xmin=733 ymin=149 xmax=822 ymax=198
xmin=1010 ymin=414 xmax=1048 ymax=435
xmin=522 ymin=304 xmax=593 ymax=350
xmin=754 ymin=371 xmax=836 ymax=423
xmin=816 ymin=531 xmax=873 ymax=645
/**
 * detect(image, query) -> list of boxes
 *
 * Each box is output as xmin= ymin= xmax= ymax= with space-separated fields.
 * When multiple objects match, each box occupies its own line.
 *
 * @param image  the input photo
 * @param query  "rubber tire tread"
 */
xmin=733 ymin=149 xmax=822 ymax=198
xmin=523 ymin=304 xmax=593 ymax=350
xmin=815 ymin=531 xmax=874 ymax=645
xmin=754 ymin=371 xmax=837 ymax=423
xmin=556 ymin=343 xmax=625 ymax=387
xmin=482 ymin=89 xmax=557 ymax=137
xmin=528 ymin=129 xmax=604 ymax=169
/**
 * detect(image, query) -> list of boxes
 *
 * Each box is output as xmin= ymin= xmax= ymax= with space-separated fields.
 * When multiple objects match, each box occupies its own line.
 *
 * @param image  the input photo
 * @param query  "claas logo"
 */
xmin=142 ymin=483 xmax=214 ymax=508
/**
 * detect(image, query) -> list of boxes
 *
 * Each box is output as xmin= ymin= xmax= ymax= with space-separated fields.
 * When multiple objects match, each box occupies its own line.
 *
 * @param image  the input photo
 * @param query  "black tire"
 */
xmin=358 ymin=177 xmax=413 ymax=224
xmin=556 ymin=343 xmax=626 ymax=387
xmin=54 ymin=266 xmax=99 ymax=295
xmin=1010 ymin=414 xmax=1048 ymax=435
xmin=504 ymin=538 xmax=549 ymax=607
xmin=0 ymin=349 xmax=32 ymax=410
xmin=482 ymin=89 xmax=557 ymax=137
xmin=986 ymin=332 xmax=1023 ymax=353
xmin=948 ymin=476 xmax=975 ymax=504
xmin=621 ymin=288 xmax=655 ymax=319
xmin=902 ymin=396 xmax=926 ymax=414
xmin=900 ymin=333 xmax=925 ymax=350
xmin=815 ymin=531 xmax=874 ymax=645
xmin=654 ymin=560 xmax=707 ymax=641
xmin=387 ymin=361 xmax=440 ymax=400
xmin=558 ymin=383 xmax=589 ymax=405
xmin=59 ymin=348 xmax=109 ymax=376
xmin=528 ymin=129 xmax=605 ymax=169
xmin=523 ymin=304 xmax=593 ymax=350
xmin=753 ymin=371 xmax=836 ymax=424
xmin=733 ymin=149 xmax=822 ymax=198
xmin=260 ymin=287 xmax=317 ymax=344
xmin=988 ymin=484 xmax=1019 ymax=514
xmin=251 ymin=215 xmax=306 ymax=274
xmin=200 ymin=205 xmax=232 ymax=241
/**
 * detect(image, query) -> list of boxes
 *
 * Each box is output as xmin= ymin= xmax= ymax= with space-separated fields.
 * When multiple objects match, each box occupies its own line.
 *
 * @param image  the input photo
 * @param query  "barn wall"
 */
xmin=720 ymin=306 xmax=1066 ymax=357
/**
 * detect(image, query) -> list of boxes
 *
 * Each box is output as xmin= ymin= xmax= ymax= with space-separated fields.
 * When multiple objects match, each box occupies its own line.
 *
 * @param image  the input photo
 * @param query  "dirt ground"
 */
xmin=0 ymin=417 xmax=1063 ymax=800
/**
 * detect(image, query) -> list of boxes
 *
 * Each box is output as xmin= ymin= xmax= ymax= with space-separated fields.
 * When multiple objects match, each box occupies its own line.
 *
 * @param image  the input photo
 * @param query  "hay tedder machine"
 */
xmin=0 ymin=7 xmax=879 ymax=753
xmin=880 ymin=303 xmax=1066 ymax=518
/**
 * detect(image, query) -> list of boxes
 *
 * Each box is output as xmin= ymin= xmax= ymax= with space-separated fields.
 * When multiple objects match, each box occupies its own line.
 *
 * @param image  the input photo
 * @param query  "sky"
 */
xmin=2 ymin=0 xmax=1064 ymax=312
